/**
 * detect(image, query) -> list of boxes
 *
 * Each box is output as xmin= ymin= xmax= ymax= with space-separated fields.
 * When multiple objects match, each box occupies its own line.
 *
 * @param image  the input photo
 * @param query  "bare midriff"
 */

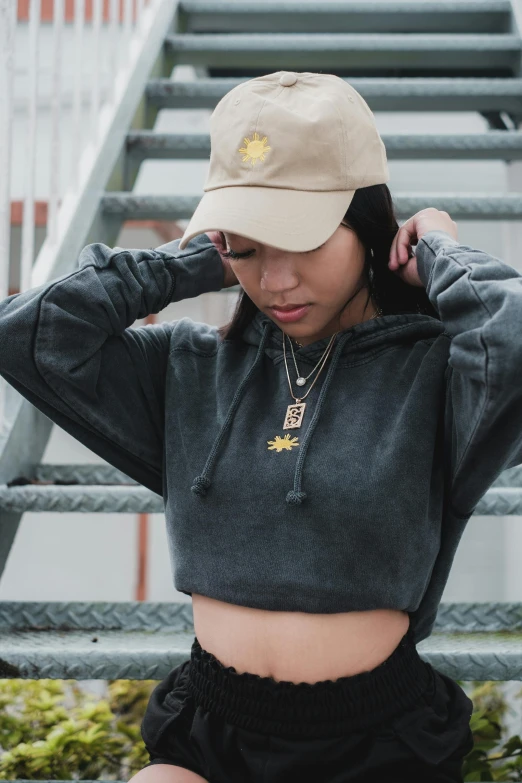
xmin=192 ymin=594 xmax=410 ymax=684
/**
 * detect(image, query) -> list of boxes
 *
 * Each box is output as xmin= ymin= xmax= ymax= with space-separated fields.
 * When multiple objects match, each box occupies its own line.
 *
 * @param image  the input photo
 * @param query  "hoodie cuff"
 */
xmin=155 ymin=232 xmax=225 ymax=304
xmin=415 ymin=229 xmax=462 ymax=292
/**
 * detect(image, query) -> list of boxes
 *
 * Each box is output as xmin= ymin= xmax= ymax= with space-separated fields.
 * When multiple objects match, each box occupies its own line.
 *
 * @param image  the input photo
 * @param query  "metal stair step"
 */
xmin=1 ymin=464 xmax=522 ymax=514
xmin=99 ymin=192 xmax=522 ymax=223
xmin=163 ymin=32 xmax=522 ymax=72
xmin=2 ymin=601 xmax=522 ymax=680
xmin=25 ymin=461 xmax=522 ymax=489
xmin=9 ymin=627 xmax=522 ymax=681
xmin=0 ymin=483 xmax=163 ymax=513
xmin=34 ymin=464 xmax=139 ymax=484
xmin=180 ymin=0 xmax=511 ymax=35
xmin=146 ymin=76 xmax=522 ymax=111
xmin=0 ymin=461 xmax=156 ymax=513
xmin=0 ymin=483 xmax=521 ymax=514
xmin=0 ymin=628 xmax=196 ymax=680
xmin=127 ymin=130 xmax=522 ymax=162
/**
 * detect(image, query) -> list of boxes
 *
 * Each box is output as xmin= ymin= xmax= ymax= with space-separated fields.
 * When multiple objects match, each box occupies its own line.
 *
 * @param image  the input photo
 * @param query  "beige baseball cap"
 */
xmin=178 ymin=70 xmax=390 ymax=253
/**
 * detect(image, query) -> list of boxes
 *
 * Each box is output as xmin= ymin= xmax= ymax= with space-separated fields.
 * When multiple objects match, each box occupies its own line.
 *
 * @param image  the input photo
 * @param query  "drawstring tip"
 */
xmin=191 ymin=475 xmax=211 ymax=497
xmin=286 ymin=490 xmax=307 ymax=505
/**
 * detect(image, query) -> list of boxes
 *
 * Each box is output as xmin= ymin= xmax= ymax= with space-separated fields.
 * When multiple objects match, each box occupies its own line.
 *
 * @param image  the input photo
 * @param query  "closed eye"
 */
xmin=221 ymin=248 xmax=255 ymax=260
xmin=222 ymin=242 xmax=326 ymax=260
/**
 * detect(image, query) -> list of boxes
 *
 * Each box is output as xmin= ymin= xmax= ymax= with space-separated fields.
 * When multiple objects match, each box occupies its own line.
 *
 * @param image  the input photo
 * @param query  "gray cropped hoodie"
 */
xmin=0 ymin=228 xmax=521 ymax=644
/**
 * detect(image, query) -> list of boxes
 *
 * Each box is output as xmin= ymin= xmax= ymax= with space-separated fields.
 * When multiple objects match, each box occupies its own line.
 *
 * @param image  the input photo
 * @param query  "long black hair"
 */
xmin=217 ymin=183 xmax=439 ymax=342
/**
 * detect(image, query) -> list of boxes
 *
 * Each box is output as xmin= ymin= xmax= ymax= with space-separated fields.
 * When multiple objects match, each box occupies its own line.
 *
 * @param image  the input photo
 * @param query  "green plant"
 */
xmin=0 ymin=678 xmax=157 ymax=780
xmin=461 ymin=680 xmax=522 ymax=781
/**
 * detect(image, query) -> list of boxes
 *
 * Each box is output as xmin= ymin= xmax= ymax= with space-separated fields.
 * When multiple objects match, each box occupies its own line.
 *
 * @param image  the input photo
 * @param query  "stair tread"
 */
xmin=0 ymin=482 xmax=521 ymax=515
xmin=147 ymin=75 xmax=522 ymax=92
xmin=0 ymin=483 xmax=163 ymax=513
xmin=0 ymin=628 xmax=195 ymax=680
xmin=96 ymin=192 xmax=522 ymax=223
xmin=161 ymin=32 xmax=519 ymax=72
xmin=126 ymin=130 xmax=522 ymax=162
xmin=1 ymin=601 xmax=522 ymax=680
xmin=165 ymin=31 xmax=522 ymax=49
xmin=144 ymin=76 xmax=522 ymax=111
xmin=181 ymin=0 xmax=509 ymax=41
xmin=182 ymin=0 xmax=509 ymax=13
xmin=2 ymin=627 xmax=522 ymax=680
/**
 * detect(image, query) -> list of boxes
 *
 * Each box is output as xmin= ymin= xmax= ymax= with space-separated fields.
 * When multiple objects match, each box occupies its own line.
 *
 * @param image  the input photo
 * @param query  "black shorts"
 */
xmin=140 ymin=625 xmax=474 ymax=783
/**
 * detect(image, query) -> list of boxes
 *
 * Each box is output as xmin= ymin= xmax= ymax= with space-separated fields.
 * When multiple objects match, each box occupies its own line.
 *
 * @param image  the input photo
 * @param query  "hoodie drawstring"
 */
xmin=191 ymin=324 xmax=352 ymax=506
xmin=191 ymin=322 xmax=272 ymax=499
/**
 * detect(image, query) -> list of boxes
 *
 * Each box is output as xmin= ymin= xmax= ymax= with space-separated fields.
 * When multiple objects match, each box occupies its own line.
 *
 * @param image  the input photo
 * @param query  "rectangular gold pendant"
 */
xmin=283 ymin=402 xmax=306 ymax=429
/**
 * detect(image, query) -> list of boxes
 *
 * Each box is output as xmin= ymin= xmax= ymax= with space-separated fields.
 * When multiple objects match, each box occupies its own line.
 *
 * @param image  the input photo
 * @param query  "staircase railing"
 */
xmin=0 ymin=0 xmax=178 ymax=437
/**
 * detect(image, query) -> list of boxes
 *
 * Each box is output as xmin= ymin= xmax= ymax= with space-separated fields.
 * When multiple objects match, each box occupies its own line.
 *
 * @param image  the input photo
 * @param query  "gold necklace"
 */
xmin=282 ymin=305 xmax=383 ymax=430
xmin=282 ymin=331 xmax=338 ymax=429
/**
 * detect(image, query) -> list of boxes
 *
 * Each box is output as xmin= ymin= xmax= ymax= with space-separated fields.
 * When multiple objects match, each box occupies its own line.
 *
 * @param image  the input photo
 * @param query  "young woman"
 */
xmin=1 ymin=71 xmax=521 ymax=783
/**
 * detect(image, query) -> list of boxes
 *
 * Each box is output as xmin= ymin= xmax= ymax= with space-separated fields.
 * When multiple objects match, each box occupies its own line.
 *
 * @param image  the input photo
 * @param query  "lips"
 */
xmin=270 ymin=304 xmax=311 ymax=322
xmin=271 ymin=304 xmax=309 ymax=311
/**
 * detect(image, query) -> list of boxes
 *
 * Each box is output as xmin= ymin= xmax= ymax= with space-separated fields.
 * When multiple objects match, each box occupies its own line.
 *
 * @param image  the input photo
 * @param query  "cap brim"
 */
xmin=178 ymin=186 xmax=356 ymax=252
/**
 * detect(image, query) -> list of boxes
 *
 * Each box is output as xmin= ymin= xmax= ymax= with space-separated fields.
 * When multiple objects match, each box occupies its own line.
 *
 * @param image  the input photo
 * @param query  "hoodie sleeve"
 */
xmin=0 ymin=234 xmax=224 ymax=496
xmin=415 ymin=229 xmax=522 ymax=518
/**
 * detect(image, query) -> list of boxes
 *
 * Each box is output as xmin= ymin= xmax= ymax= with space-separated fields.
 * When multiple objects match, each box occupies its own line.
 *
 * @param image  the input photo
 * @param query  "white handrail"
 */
xmin=124 ymin=0 xmax=133 ymax=53
xmin=20 ymin=0 xmax=40 ymax=295
xmin=90 ymin=0 xmax=102 ymax=145
xmin=109 ymin=0 xmax=120 ymax=100
xmin=48 ymin=0 xmax=64 ymax=247
xmin=0 ymin=0 xmax=15 ymax=282
xmin=71 ymin=0 xmax=86 ymax=194
xmin=0 ymin=0 xmax=16 ymax=434
xmin=136 ymin=0 xmax=144 ymax=31
xmin=0 ymin=0 xmax=164 ymax=434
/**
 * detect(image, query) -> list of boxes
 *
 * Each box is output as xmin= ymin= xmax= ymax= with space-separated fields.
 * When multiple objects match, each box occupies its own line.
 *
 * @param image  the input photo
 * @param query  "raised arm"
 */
xmin=0 ymin=233 xmax=224 ymax=495
xmin=415 ymin=229 xmax=522 ymax=518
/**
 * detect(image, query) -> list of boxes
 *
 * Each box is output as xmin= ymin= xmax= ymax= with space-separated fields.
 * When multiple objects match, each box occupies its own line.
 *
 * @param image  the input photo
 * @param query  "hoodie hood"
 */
xmin=191 ymin=308 xmax=446 ymax=506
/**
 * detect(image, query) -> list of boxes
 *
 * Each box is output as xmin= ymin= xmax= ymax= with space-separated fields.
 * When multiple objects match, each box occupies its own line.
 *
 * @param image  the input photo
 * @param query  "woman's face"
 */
xmin=222 ymin=222 xmax=378 ymax=346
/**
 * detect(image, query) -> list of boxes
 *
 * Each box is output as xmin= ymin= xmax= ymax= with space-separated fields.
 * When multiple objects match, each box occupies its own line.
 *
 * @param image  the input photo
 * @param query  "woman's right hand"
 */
xmin=206 ymin=231 xmax=239 ymax=289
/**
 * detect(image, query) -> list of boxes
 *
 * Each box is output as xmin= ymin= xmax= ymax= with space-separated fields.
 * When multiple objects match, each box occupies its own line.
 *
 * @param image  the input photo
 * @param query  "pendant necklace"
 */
xmin=282 ymin=331 xmax=339 ymax=429
xmin=282 ymin=306 xmax=383 ymax=430
xmin=290 ymin=338 xmax=332 ymax=386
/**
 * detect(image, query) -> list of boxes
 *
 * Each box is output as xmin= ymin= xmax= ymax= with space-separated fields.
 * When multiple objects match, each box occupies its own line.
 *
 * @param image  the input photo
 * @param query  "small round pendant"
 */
xmin=296 ymin=377 xmax=306 ymax=386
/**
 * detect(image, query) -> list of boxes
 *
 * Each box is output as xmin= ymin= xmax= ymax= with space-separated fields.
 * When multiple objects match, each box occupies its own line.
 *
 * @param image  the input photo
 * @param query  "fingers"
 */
xmin=388 ymin=229 xmax=404 ymax=271
xmin=389 ymin=216 xmax=416 ymax=271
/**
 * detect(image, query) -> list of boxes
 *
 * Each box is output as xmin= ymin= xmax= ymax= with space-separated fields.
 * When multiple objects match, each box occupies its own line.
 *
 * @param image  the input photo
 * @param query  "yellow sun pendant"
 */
xmin=267 ymin=434 xmax=300 ymax=452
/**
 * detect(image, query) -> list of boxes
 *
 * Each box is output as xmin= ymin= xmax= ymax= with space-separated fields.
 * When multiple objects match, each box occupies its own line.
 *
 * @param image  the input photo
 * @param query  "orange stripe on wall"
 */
xmin=136 ymin=512 xmax=149 ymax=601
xmin=11 ymin=200 xmax=49 ymax=226
xmin=17 ymin=0 xmax=151 ymax=23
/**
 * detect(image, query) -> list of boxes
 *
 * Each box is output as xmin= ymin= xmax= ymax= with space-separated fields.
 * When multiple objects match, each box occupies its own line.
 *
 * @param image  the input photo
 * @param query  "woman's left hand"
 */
xmin=388 ymin=208 xmax=459 ymax=288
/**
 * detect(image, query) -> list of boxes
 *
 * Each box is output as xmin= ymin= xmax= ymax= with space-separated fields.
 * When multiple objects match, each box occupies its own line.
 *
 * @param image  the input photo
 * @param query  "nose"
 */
xmin=259 ymin=255 xmax=300 ymax=295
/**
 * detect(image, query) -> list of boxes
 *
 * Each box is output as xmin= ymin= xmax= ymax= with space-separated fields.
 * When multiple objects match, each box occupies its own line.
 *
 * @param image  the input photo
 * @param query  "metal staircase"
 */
xmin=2 ymin=0 xmax=522 ymax=777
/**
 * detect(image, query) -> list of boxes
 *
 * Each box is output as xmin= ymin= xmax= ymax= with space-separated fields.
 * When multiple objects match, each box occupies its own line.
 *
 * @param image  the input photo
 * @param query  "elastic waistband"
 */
xmin=186 ymin=624 xmax=434 ymax=739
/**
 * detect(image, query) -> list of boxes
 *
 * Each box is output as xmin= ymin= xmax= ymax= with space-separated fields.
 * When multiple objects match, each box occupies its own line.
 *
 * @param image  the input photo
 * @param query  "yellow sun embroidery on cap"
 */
xmin=239 ymin=132 xmax=271 ymax=166
xmin=267 ymin=434 xmax=299 ymax=452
